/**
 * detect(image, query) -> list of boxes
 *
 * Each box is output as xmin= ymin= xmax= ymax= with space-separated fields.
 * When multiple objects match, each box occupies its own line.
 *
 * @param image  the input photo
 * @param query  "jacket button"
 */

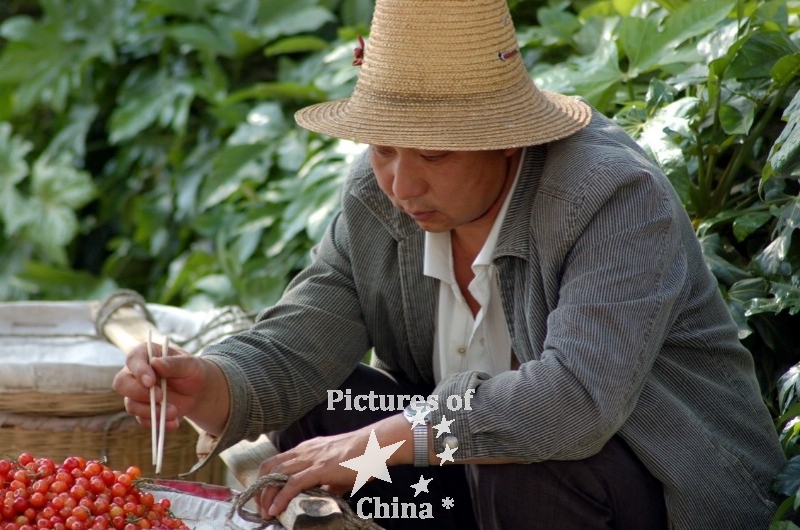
xmin=444 ymin=436 xmax=459 ymax=449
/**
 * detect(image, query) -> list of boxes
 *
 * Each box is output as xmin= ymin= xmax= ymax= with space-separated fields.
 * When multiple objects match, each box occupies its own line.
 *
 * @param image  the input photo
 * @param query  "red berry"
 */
xmin=12 ymin=496 xmax=29 ymax=513
xmin=29 ymin=492 xmax=45 ymax=509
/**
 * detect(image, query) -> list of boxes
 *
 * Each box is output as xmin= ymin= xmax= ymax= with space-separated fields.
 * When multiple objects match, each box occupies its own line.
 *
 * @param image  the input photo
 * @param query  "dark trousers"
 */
xmin=270 ymin=365 xmax=668 ymax=530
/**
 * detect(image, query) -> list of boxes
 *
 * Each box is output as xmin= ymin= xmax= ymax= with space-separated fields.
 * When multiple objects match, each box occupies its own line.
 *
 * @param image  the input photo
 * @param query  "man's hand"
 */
xmin=111 ymin=342 xmax=230 ymax=436
xmin=256 ymin=414 xmax=412 ymax=519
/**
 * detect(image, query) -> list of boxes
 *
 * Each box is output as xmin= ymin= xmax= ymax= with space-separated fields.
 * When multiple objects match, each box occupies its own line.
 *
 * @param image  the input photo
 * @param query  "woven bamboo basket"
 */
xmin=0 ymin=411 xmax=227 ymax=485
xmin=0 ymin=390 xmax=124 ymax=417
xmin=0 ymin=301 xmax=127 ymax=417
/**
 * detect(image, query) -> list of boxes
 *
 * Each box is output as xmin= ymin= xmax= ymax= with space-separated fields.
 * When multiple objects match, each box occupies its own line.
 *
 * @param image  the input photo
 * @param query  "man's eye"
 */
xmin=421 ymin=153 xmax=447 ymax=161
xmin=372 ymin=146 xmax=394 ymax=156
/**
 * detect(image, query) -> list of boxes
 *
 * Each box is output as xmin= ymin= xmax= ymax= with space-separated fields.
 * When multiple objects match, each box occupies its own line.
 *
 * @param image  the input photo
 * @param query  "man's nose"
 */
xmin=391 ymin=159 xmax=426 ymax=200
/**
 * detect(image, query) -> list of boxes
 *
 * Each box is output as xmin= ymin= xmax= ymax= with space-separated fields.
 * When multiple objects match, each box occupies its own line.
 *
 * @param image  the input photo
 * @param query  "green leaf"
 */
xmin=0 ymin=15 xmax=38 ymax=42
xmin=728 ymin=277 xmax=769 ymax=304
xmin=699 ymin=233 xmax=751 ymax=286
xmin=622 ymin=0 xmax=733 ymax=75
xmin=635 ymin=98 xmax=702 ymax=205
xmin=532 ymin=39 xmax=623 ymax=109
xmin=339 ymin=0 xmax=374 ymax=28
xmin=772 ymin=52 xmax=800 ymax=86
xmin=612 ymin=0 xmax=639 ymax=16
xmin=167 ymin=23 xmax=236 ymax=56
xmin=571 ymin=15 xmax=614 ymax=56
xmin=0 ymin=122 xmax=31 ymax=186
xmin=719 ymin=94 xmax=757 ymax=135
xmin=754 ymin=0 xmax=789 ymax=32
xmin=0 ymin=123 xmax=32 ymax=229
xmin=658 ymin=0 xmax=734 ymax=48
xmin=755 ymin=196 xmax=800 ymax=275
xmin=31 ymin=154 xmax=96 ymax=210
xmin=264 ymin=36 xmax=330 ymax=56
xmin=732 ymin=211 xmax=772 ymax=241
xmin=619 ymin=16 xmax=658 ymax=76
xmin=14 ymin=154 xmax=97 ymax=265
xmin=726 ymin=29 xmax=798 ymax=80
xmin=778 ymin=402 xmax=800 ymax=429
xmin=0 ymin=35 xmax=81 ymax=112
xmin=652 ymin=0 xmax=689 ymax=11
xmin=645 ymin=78 xmax=676 ymax=116
xmin=41 ymin=105 xmax=98 ymax=161
xmin=139 ymin=0 xmax=212 ymax=19
xmin=537 ymin=6 xmax=581 ymax=44
xmin=765 ymin=90 xmax=800 ymax=180
xmin=770 ymin=520 xmax=800 ymax=530
xmin=725 ymin=298 xmax=752 ymax=339
xmin=224 ymin=82 xmax=328 ymax=105
xmin=160 ymin=249 xmax=218 ymax=306
xmin=256 ymin=1 xmax=335 ymax=42
xmin=109 ymin=70 xmax=196 ymax=144
xmin=579 ymin=1 xmax=616 ymax=19
xmin=15 ymin=260 xmax=116 ymax=300
xmin=199 ymin=143 xmax=272 ymax=209
xmin=773 ymin=456 xmax=800 ymax=497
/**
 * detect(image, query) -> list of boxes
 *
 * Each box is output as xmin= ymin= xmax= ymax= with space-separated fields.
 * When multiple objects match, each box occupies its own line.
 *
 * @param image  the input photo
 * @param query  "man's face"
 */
xmin=369 ymin=146 xmax=520 ymax=233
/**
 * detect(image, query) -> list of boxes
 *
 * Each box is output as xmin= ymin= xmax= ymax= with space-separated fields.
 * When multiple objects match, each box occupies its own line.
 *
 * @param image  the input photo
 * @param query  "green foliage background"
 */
xmin=1 ymin=0 xmax=800 ymax=523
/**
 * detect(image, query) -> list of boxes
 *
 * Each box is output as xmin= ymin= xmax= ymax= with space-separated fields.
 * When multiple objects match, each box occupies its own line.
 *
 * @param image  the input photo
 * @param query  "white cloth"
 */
xmin=152 ymin=490 xmax=277 ymax=530
xmin=425 ymin=150 xmax=524 ymax=382
xmin=0 ymin=301 xmax=251 ymax=394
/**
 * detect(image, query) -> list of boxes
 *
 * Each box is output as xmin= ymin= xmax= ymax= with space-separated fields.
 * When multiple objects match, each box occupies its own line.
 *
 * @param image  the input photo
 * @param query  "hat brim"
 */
xmin=295 ymin=86 xmax=592 ymax=151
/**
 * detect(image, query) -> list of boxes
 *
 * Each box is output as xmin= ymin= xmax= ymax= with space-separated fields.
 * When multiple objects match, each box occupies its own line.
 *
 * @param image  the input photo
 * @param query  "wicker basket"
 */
xmin=0 ymin=390 xmax=124 ymax=417
xmin=0 ymin=411 xmax=227 ymax=485
xmin=0 ymin=301 xmax=127 ymax=416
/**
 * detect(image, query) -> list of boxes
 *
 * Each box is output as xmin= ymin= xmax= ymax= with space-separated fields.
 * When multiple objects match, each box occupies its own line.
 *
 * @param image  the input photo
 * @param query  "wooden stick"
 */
xmin=156 ymin=337 xmax=169 ymax=475
xmin=146 ymin=330 xmax=158 ymax=467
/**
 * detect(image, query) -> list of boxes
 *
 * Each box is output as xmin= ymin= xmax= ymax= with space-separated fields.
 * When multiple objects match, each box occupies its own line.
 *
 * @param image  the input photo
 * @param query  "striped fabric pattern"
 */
xmin=202 ymin=108 xmax=784 ymax=528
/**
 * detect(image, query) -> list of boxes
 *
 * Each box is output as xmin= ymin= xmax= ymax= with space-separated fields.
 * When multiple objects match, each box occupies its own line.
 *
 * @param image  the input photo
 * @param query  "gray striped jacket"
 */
xmin=203 ymin=109 xmax=784 ymax=528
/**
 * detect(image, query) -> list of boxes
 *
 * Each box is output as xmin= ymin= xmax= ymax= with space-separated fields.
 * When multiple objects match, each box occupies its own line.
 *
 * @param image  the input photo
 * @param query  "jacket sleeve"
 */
xmin=429 ymin=152 xmax=689 ymax=462
xmin=200 ymin=205 xmax=371 ymax=453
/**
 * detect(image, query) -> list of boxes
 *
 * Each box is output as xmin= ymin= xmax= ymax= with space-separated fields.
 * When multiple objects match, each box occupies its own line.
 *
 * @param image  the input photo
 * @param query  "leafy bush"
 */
xmin=0 ymin=0 xmax=370 ymax=308
xmin=1 ymin=0 xmax=800 ymax=523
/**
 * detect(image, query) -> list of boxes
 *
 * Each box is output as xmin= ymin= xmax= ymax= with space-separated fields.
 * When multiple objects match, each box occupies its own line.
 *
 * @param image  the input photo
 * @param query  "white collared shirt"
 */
xmin=424 ymin=149 xmax=524 ymax=383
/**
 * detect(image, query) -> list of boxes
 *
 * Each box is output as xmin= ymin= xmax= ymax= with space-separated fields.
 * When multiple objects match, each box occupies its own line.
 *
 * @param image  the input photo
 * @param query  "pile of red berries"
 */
xmin=0 ymin=453 xmax=189 ymax=530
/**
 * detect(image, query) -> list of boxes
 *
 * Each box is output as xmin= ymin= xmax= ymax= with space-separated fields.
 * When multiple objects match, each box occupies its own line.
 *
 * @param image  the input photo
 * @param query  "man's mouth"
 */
xmin=403 ymin=209 xmax=435 ymax=221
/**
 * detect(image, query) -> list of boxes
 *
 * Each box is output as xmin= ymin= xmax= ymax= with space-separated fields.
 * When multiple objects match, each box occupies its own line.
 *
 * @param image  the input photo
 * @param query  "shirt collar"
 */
xmin=423 ymin=148 xmax=526 ymax=279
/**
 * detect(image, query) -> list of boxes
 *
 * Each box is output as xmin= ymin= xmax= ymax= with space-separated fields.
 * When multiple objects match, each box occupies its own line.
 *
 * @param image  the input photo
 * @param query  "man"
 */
xmin=113 ymin=0 xmax=784 ymax=528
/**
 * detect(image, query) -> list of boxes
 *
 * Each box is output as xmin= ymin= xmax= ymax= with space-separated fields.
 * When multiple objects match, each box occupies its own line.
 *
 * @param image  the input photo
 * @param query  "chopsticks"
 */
xmin=146 ymin=330 xmax=168 ymax=474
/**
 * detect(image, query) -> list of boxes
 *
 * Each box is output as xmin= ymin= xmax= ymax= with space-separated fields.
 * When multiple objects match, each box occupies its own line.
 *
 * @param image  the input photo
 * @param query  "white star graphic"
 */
xmin=408 ymin=407 xmax=431 ymax=429
xmin=442 ymin=497 xmax=455 ymax=509
xmin=339 ymin=429 xmax=405 ymax=495
xmin=432 ymin=415 xmax=454 ymax=438
xmin=437 ymin=443 xmax=458 ymax=466
xmin=410 ymin=475 xmax=432 ymax=497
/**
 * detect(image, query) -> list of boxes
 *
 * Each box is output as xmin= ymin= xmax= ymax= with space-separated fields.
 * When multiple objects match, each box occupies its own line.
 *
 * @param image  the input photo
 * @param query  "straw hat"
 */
xmin=294 ymin=0 xmax=591 ymax=151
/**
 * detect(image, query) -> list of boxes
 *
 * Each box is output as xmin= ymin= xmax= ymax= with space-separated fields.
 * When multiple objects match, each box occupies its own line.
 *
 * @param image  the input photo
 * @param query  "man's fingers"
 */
xmin=323 ymin=484 xmax=349 ymax=497
xmin=257 ymin=486 xmax=281 ymax=519
xmin=150 ymin=354 xmax=199 ymax=381
xmin=124 ymin=343 xmax=157 ymax=388
xmin=122 ymin=342 xmax=194 ymax=387
xmin=267 ymin=470 xmax=318 ymax=517
xmin=124 ymin=398 xmax=179 ymax=427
